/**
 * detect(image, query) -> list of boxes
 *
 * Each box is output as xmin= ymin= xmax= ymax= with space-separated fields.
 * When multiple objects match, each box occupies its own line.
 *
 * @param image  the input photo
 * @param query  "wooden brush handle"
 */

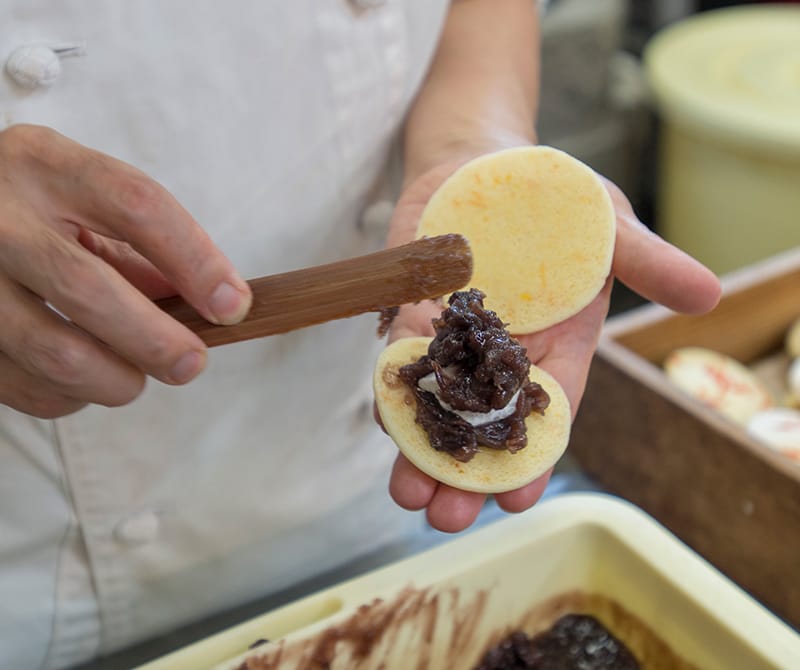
xmin=156 ymin=234 xmax=472 ymax=347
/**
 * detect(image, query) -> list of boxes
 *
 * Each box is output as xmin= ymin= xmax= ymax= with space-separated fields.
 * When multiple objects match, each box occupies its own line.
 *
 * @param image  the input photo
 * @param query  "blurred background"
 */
xmin=537 ymin=0 xmax=800 ymax=313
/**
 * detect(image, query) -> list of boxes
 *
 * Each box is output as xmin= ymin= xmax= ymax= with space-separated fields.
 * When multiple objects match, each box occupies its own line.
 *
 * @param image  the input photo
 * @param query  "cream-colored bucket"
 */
xmin=644 ymin=5 xmax=800 ymax=275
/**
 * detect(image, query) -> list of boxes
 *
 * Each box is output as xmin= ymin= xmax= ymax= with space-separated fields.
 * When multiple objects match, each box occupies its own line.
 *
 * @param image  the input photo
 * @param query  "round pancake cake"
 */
xmin=414 ymin=145 xmax=616 ymax=334
xmin=786 ymin=357 xmax=800 ymax=407
xmin=747 ymin=407 xmax=800 ymax=463
xmin=664 ymin=347 xmax=772 ymax=424
xmin=374 ymin=337 xmax=571 ymax=494
xmin=786 ymin=317 xmax=800 ymax=358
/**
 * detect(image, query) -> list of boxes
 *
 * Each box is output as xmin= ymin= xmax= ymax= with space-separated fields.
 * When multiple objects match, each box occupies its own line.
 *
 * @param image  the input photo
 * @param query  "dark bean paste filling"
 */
xmin=377 ymin=305 xmax=400 ymax=338
xmin=474 ymin=614 xmax=640 ymax=670
xmin=399 ymin=289 xmax=550 ymax=462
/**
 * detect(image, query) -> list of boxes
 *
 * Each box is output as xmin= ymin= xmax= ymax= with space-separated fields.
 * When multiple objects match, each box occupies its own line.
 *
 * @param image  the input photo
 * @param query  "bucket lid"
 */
xmin=644 ymin=5 xmax=800 ymax=155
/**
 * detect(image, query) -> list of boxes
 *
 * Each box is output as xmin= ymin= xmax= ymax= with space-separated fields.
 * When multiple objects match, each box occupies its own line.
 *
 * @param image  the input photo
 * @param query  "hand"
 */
xmin=0 ymin=125 xmax=252 ymax=418
xmin=384 ymin=156 xmax=721 ymax=533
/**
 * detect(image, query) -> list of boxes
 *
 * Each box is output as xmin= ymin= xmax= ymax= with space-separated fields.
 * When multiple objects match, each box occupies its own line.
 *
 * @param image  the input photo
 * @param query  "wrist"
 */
xmin=402 ymin=127 xmax=537 ymax=188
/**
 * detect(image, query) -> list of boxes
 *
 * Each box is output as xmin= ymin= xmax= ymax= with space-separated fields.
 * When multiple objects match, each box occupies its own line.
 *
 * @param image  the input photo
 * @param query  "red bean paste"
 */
xmin=377 ymin=305 xmax=400 ymax=338
xmin=399 ymin=289 xmax=550 ymax=462
xmin=474 ymin=614 xmax=640 ymax=670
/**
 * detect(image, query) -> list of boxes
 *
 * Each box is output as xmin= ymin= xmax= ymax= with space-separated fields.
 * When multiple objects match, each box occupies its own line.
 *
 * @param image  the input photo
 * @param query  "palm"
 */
xmin=384 ymin=158 xmax=720 ymax=533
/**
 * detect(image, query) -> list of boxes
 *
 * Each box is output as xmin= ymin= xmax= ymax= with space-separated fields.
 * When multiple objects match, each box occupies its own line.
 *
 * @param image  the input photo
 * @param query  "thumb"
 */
xmin=387 ymin=302 xmax=439 ymax=344
xmin=604 ymin=179 xmax=721 ymax=315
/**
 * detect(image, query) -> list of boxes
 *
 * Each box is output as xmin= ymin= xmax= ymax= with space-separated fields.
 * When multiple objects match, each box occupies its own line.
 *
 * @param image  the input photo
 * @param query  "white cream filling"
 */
xmin=418 ymin=369 xmax=521 ymax=427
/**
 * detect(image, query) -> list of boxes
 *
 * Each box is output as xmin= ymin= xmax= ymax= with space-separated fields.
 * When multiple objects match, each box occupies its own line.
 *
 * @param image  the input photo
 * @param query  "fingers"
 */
xmin=603 ymin=178 xmax=721 ymax=315
xmin=0 ymin=275 xmax=149 ymax=407
xmin=0 ymin=353 xmax=87 ymax=418
xmin=0 ymin=223 xmax=207 ymax=386
xmin=390 ymin=454 xmax=484 ymax=532
xmin=0 ymin=123 xmax=246 ymax=401
xmin=391 ymin=453 xmax=548 ymax=533
xmin=522 ymin=279 xmax=612 ymax=416
xmin=386 ymin=302 xmax=439 ymax=343
xmin=494 ymin=469 xmax=552 ymax=513
xmin=3 ymin=124 xmax=251 ymax=325
xmin=425 ymin=485 xmax=486 ymax=533
xmin=75 ymin=227 xmax=177 ymax=300
xmin=390 ymin=454 xmax=437 ymax=509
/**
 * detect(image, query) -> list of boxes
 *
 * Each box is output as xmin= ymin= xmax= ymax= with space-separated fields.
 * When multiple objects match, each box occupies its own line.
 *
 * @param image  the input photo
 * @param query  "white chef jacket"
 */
xmin=0 ymin=2 xmax=451 ymax=668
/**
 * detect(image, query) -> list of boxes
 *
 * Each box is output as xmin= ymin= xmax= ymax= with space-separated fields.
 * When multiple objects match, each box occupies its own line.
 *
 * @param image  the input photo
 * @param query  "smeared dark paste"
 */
xmin=399 ymin=289 xmax=549 ymax=462
xmin=474 ymin=614 xmax=640 ymax=670
xmin=377 ymin=305 xmax=400 ymax=338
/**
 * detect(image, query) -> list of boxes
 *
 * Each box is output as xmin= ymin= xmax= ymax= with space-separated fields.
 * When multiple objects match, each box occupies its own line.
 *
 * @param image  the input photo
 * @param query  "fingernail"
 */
xmin=169 ymin=350 xmax=205 ymax=384
xmin=208 ymin=281 xmax=251 ymax=325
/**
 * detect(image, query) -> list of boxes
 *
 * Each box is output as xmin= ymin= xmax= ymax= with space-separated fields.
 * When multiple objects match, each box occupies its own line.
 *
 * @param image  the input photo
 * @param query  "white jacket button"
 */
xmin=5 ymin=45 xmax=62 ymax=89
xmin=113 ymin=511 xmax=161 ymax=545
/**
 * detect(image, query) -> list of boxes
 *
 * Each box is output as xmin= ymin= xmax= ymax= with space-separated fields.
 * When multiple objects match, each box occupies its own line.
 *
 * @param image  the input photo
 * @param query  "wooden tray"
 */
xmin=570 ymin=247 xmax=800 ymax=630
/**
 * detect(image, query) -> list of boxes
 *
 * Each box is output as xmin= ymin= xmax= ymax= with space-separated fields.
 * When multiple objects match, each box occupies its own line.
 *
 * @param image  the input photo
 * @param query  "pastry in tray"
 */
xmin=663 ymin=346 xmax=773 ymax=424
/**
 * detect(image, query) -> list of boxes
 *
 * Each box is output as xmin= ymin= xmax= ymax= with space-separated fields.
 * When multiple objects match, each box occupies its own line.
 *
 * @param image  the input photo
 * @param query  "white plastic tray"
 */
xmin=137 ymin=493 xmax=800 ymax=669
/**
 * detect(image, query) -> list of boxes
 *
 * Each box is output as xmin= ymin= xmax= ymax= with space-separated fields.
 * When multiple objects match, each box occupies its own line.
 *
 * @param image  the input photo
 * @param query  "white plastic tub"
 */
xmin=137 ymin=493 xmax=800 ymax=669
xmin=644 ymin=6 xmax=800 ymax=275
